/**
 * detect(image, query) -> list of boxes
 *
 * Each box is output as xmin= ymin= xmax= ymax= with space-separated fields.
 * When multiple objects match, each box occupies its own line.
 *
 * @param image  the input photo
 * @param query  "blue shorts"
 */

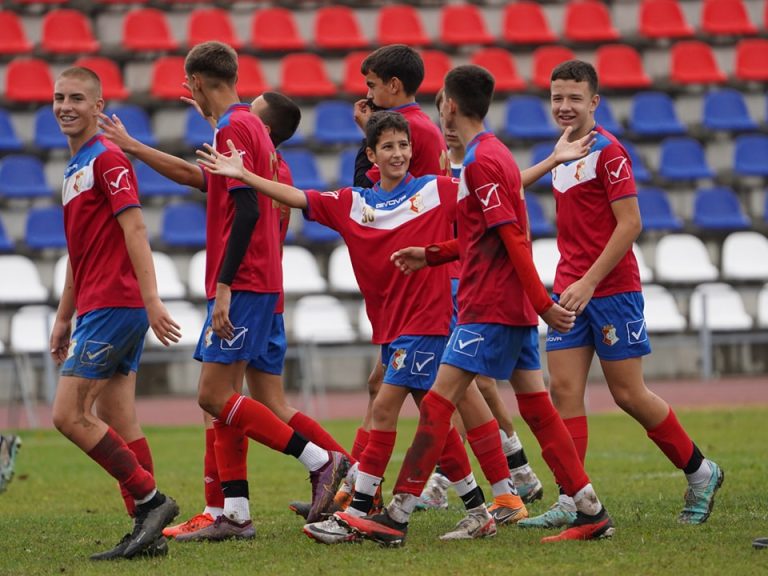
xmin=61 ymin=308 xmax=148 ymax=380
xmin=248 ymin=313 xmax=287 ymax=375
xmin=381 ymin=335 xmax=448 ymax=391
xmin=545 ymin=292 xmax=652 ymax=360
xmin=194 ymin=291 xmax=279 ymax=365
xmin=442 ymin=324 xmax=539 ymax=380
xmin=449 ymin=278 xmax=460 ymax=334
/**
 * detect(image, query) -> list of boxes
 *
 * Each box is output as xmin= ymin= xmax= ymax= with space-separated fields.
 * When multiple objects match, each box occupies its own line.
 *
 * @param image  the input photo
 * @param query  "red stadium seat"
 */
xmin=74 ymin=57 xmax=129 ymax=101
xmin=237 ymin=55 xmax=270 ymax=98
xmin=376 ymin=5 xmax=430 ymax=47
xmin=251 ymin=8 xmax=305 ymax=52
xmin=670 ymin=41 xmax=726 ymax=84
xmin=638 ymin=0 xmax=694 ymax=39
xmin=419 ymin=50 xmax=453 ymax=94
xmin=701 ymin=0 xmax=757 ymax=36
xmin=150 ymin=56 xmax=187 ymax=100
xmin=315 ymin=6 xmax=367 ymax=50
xmin=532 ymin=46 xmax=576 ymax=90
xmin=4 ymin=59 xmax=53 ymax=103
xmin=341 ymin=51 xmax=369 ymax=96
xmin=470 ymin=49 xmax=526 ymax=92
xmin=439 ymin=4 xmax=493 ymax=46
xmin=502 ymin=2 xmax=556 ymax=44
xmin=597 ymin=45 xmax=652 ymax=89
xmin=280 ymin=53 xmax=336 ymax=98
xmin=188 ymin=8 xmax=242 ymax=50
xmin=0 ymin=11 xmax=33 ymax=55
xmin=734 ymin=38 xmax=768 ymax=81
xmin=564 ymin=0 xmax=620 ymax=43
xmin=41 ymin=9 xmax=99 ymax=55
xmin=122 ymin=9 xmax=179 ymax=52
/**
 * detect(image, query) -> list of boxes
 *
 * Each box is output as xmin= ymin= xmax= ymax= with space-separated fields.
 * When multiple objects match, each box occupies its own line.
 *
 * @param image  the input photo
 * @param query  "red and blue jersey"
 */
xmin=551 ymin=125 xmax=640 ymax=297
xmin=61 ymin=134 xmax=143 ymax=314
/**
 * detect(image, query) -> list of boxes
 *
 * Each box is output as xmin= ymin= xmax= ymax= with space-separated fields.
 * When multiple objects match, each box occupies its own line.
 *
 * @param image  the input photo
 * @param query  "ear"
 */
xmin=590 ymin=93 xmax=600 ymax=113
xmin=389 ymin=76 xmax=402 ymax=94
xmin=365 ymin=146 xmax=376 ymax=164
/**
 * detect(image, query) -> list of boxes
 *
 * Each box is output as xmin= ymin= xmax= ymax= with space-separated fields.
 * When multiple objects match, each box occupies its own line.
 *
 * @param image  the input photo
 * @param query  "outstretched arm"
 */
xmin=520 ymin=126 xmax=596 ymax=188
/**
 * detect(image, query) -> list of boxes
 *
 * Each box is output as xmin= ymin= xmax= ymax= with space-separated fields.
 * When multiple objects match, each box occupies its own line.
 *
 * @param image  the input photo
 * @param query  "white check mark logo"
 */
xmin=631 ymin=323 xmax=645 ymax=340
xmin=608 ymin=158 xmax=627 ymax=180
xmin=415 ymin=356 xmax=434 ymax=372
xmin=224 ymin=328 xmax=247 ymax=347
xmin=108 ymin=168 xmax=129 ymax=193
xmin=85 ymin=344 xmax=111 ymax=361
xmin=477 ymin=183 xmax=499 ymax=207
xmin=457 ymin=336 xmax=483 ymax=350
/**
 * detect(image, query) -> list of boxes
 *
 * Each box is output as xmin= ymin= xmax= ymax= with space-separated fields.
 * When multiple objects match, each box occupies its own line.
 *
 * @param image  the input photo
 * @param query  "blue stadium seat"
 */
xmin=134 ymin=161 xmax=190 ymax=198
xmin=594 ymin=97 xmax=623 ymax=136
xmin=337 ymin=148 xmax=358 ymax=188
xmin=160 ymin=202 xmax=206 ymax=248
xmin=0 ymin=154 xmax=53 ymax=199
xmin=281 ymin=130 xmax=306 ymax=147
xmin=621 ymin=141 xmax=651 ymax=184
xmin=702 ymin=89 xmax=758 ymax=132
xmin=183 ymin=107 xmax=214 ymax=149
xmin=33 ymin=107 xmax=68 ymax=150
xmin=0 ymin=215 xmax=14 ymax=252
xmin=25 ymin=206 xmax=66 ymax=250
xmin=104 ymin=105 xmax=156 ymax=147
xmin=658 ymin=137 xmax=714 ymax=181
xmin=314 ymin=101 xmax=362 ymax=146
xmin=301 ymin=219 xmax=342 ymax=244
xmin=693 ymin=187 xmax=750 ymax=231
xmin=526 ymin=193 xmax=554 ymax=237
xmin=529 ymin=142 xmax=555 ymax=189
xmin=0 ymin=108 xmax=22 ymax=152
xmin=629 ymin=92 xmax=686 ymax=137
xmin=279 ymin=150 xmax=328 ymax=190
xmin=637 ymin=187 xmax=683 ymax=231
xmin=503 ymin=96 xmax=558 ymax=139
xmin=733 ymin=134 xmax=768 ymax=177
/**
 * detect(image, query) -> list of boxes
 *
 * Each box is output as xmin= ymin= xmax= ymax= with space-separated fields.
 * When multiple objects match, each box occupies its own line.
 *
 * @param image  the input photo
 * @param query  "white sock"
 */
xmin=573 ymin=483 xmax=602 ymax=516
xmin=223 ymin=497 xmax=250 ymax=523
xmin=355 ymin=470 xmax=382 ymax=497
xmin=299 ymin=444 xmax=329 ymax=472
xmin=451 ymin=473 xmax=478 ymax=498
xmin=558 ymin=493 xmax=577 ymax=512
xmin=491 ymin=476 xmax=518 ymax=498
xmin=203 ymin=506 xmax=223 ymax=519
xmin=388 ymin=493 xmax=418 ymax=524
xmin=685 ymin=459 xmax=713 ymax=487
xmin=499 ymin=430 xmax=523 ymax=456
xmin=134 ymin=488 xmax=157 ymax=506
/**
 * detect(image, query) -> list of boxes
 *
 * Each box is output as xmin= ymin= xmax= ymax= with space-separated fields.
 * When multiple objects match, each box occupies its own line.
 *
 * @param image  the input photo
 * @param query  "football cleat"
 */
xmin=487 ymin=493 xmax=528 ymax=526
xmin=439 ymin=504 xmax=497 ymax=541
xmin=174 ymin=514 xmax=255 ymax=542
xmin=541 ymin=507 xmax=614 ymax=542
xmin=123 ymin=495 xmax=179 ymax=558
xmin=753 ymin=537 xmax=768 ymax=550
xmin=162 ymin=512 xmax=215 ymax=538
xmin=91 ymin=531 xmax=168 ymax=561
xmin=678 ymin=460 xmax=724 ymax=525
xmin=307 ymin=452 xmax=351 ymax=523
xmin=303 ymin=515 xmax=360 ymax=544
xmin=517 ymin=501 xmax=577 ymax=529
xmin=289 ymin=501 xmax=311 ymax=520
xmin=0 ymin=435 xmax=21 ymax=494
xmin=415 ymin=472 xmax=449 ymax=511
xmin=511 ymin=468 xmax=544 ymax=504
xmin=335 ymin=509 xmax=408 ymax=547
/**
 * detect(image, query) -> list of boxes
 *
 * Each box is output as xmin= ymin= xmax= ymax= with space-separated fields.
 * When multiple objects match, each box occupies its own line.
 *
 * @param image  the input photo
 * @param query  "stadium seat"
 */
xmin=151 ymin=251 xmax=186 ymax=299
xmin=563 ymin=0 xmax=620 ymax=43
xmin=4 ymin=58 xmax=54 ymax=103
xmin=733 ymin=134 xmax=768 ymax=177
xmin=145 ymin=300 xmax=203 ymax=348
xmin=10 ymin=305 xmax=57 ymax=353
xmin=301 ymin=219 xmax=342 ymax=245
xmin=53 ymin=254 xmax=67 ymax=297
xmin=328 ymin=244 xmax=359 ymax=293
xmin=105 ymin=105 xmax=156 ymax=147
xmin=420 ymin=50 xmax=453 ymax=95
xmin=74 ymin=57 xmax=129 ymax=101
xmin=280 ymin=53 xmax=336 ymax=98
xmin=439 ymin=4 xmax=493 ymax=46
xmin=314 ymin=101 xmax=362 ymax=146
xmin=134 ymin=160 xmax=190 ymax=198
xmin=314 ymin=6 xmax=367 ymax=50
xmin=532 ymin=46 xmax=576 ymax=90
xmin=638 ymin=0 xmax=694 ymax=40
xmin=0 ymin=11 xmax=33 ymax=55
xmin=502 ymin=2 xmax=556 ymax=44
xmin=188 ymin=8 xmax=242 ymax=50
xmin=643 ymin=284 xmax=686 ymax=333
xmin=658 ymin=137 xmax=714 ymax=181
xmin=693 ymin=187 xmax=750 ymax=231
xmin=654 ymin=234 xmax=718 ymax=283
xmin=670 ymin=41 xmax=726 ymax=85
xmin=701 ymin=89 xmax=758 ymax=132
xmin=122 ymin=8 xmax=178 ymax=52
xmin=758 ymin=284 xmax=768 ymax=328
xmin=504 ymin=96 xmax=558 ymax=139
xmin=0 ymin=215 xmax=14 ymax=252
xmin=293 ymin=294 xmax=356 ymax=342
xmin=621 ymin=141 xmax=652 ymax=184
xmin=0 ymin=256 xmax=48 ymax=304
xmin=41 ymin=9 xmax=99 ymax=54
xmin=358 ymin=300 xmax=373 ymax=340
xmin=0 ymin=108 xmax=22 ymax=151
xmin=150 ymin=56 xmax=187 ymax=100
xmin=25 ymin=206 xmax=66 ymax=250
xmin=470 ymin=49 xmax=526 ymax=92
xmin=0 ymin=154 xmax=53 ymax=199
xmin=734 ymin=39 xmax=768 ymax=82
xmin=701 ymin=0 xmax=757 ymax=36
xmin=279 ymin=150 xmax=328 ymax=190
xmin=633 ymin=243 xmax=654 ymax=283
xmin=595 ymin=97 xmax=623 ymax=136
xmin=187 ymin=249 xmax=206 ymax=300
xmin=33 ymin=106 xmax=68 ymax=150
xmin=251 ymin=8 xmax=305 ymax=52
xmin=637 ymin=187 xmax=683 ymax=231
xmin=526 ymin=193 xmax=554 ymax=237
xmin=281 ymin=130 xmax=306 ymax=148
xmin=532 ymin=238 xmax=560 ymax=287
xmin=689 ymin=283 xmax=752 ymax=331
xmin=629 ymin=91 xmax=686 ymax=137
xmin=721 ymin=231 xmax=768 ymax=281
xmin=528 ymin=142 xmax=554 ymax=189
xmin=376 ymin=5 xmax=430 ymax=47
xmin=282 ymin=245 xmax=327 ymax=295
xmin=237 ymin=55 xmax=270 ymax=98
xmin=337 ymin=148 xmax=358 ymax=188
xmin=596 ymin=45 xmax=652 ymax=89
xmin=160 ymin=202 xmax=206 ymax=248
xmin=183 ymin=107 xmax=214 ymax=149
xmin=341 ymin=51 xmax=369 ymax=96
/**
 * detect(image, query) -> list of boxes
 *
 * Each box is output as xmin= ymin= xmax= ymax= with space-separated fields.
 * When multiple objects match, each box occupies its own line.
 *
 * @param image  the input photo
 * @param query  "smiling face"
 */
xmin=366 ymin=128 xmax=411 ymax=184
xmin=550 ymin=78 xmax=599 ymax=140
xmin=53 ymin=74 xmax=103 ymax=146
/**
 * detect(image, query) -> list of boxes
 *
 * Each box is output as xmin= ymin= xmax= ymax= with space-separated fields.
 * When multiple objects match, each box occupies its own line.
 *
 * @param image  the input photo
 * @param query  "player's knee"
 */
xmin=371 ymin=402 xmax=397 ymax=429
xmin=197 ymin=390 xmax=223 ymax=419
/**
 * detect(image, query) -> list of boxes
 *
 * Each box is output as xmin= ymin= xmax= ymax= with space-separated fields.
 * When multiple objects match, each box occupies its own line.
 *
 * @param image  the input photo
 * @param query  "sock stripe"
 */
xmin=225 ymin=395 xmax=246 ymax=427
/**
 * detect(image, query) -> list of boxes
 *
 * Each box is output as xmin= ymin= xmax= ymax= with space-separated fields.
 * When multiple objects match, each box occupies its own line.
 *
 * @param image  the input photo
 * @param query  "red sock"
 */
xmin=466 ymin=419 xmax=508 ymax=485
xmin=358 ymin=429 xmax=396 ymax=478
xmin=351 ymin=427 xmax=370 ymax=462
xmin=119 ymin=437 xmax=155 ymax=517
xmin=204 ymin=428 xmax=224 ymax=509
xmin=647 ymin=407 xmax=694 ymax=469
xmin=88 ymin=428 xmax=155 ymax=501
xmin=214 ymin=419 xmax=249 ymax=483
xmin=394 ymin=391 xmax=455 ymax=496
xmin=563 ymin=416 xmax=588 ymax=464
xmin=517 ymin=392 xmax=589 ymax=496
xmin=436 ymin=427 xmax=472 ymax=483
xmin=288 ymin=412 xmax=353 ymax=462
xmin=219 ymin=394 xmax=293 ymax=452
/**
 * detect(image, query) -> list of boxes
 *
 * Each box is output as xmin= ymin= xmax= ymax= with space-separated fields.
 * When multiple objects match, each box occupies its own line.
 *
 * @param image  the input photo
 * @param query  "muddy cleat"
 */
xmin=162 ymin=512 xmax=215 ymax=538
xmin=91 ymin=526 xmax=168 ymax=561
xmin=174 ymin=514 xmax=255 ymax=542
xmin=415 ymin=472 xmax=449 ymax=511
xmin=335 ymin=509 xmax=408 ymax=547
xmin=289 ymin=501 xmax=311 ymax=520
xmin=512 ymin=469 xmax=544 ymax=504
xmin=0 ymin=435 xmax=21 ymax=493
xmin=678 ymin=461 xmax=724 ymax=525
xmin=541 ymin=507 xmax=614 ymax=542
xmin=307 ymin=452 xmax=351 ymax=523
xmin=518 ymin=501 xmax=577 ymax=529
xmin=439 ymin=504 xmax=497 ymax=541
xmin=370 ymin=483 xmax=384 ymax=515
xmin=753 ymin=537 xmax=768 ymax=549
xmin=488 ymin=493 xmax=528 ymax=526
xmin=303 ymin=515 xmax=360 ymax=544
xmin=123 ymin=495 xmax=179 ymax=558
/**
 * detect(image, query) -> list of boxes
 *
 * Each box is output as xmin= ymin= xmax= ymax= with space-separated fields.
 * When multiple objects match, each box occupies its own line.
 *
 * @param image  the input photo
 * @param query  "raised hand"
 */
xmin=552 ymin=126 xmax=596 ymax=164
xmin=98 ymin=113 xmax=138 ymax=152
xmin=196 ymin=140 xmax=245 ymax=180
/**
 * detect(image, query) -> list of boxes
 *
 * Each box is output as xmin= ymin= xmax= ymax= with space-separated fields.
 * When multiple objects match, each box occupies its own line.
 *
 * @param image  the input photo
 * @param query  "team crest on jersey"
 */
xmin=204 ymin=326 xmax=214 ymax=348
xmin=601 ymin=324 xmax=619 ymax=346
xmin=474 ymin=182 xmax=501 ymax=212
xmin=574 ymin=159 xmax=587 ymax=181
xmin=408 ymin=193 xmax=424 ymax=214
xmin=391 ymin=348 xmax=407 ymax=370
xmin=103 ymin=166 xmax=132 ymax=195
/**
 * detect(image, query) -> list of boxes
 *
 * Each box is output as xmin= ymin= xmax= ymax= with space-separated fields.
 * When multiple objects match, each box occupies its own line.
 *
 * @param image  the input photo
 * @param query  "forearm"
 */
xmin=425 ymin=239 xmax=460 ymax=266
xmin=521 ymin=154 xmax=557 ymax=188
xmin=235 ymin=168 xmax=308 ymax=209
xmin=219 ymin=189 xmax=260 ymax=285
xmin=56 ymin=259 xmax=77 ymax=321
xmin=121 ymin=215 xmax=161 ymax=306
xmin=130 ymin=140 xmax=204 ymax=189
xmin=497 ymin=224 xmax=553 ymax=315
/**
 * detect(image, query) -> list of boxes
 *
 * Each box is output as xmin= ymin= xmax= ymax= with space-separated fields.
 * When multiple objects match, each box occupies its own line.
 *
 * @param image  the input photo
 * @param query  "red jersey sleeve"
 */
xmin=304 ymin=188 xmax=353 ymax=234
xmin=436 ymin=176 xmax=459 ymax=221
xmin=96 ymin=149 xmax=141 ymax=215
xmin=597 ymin=143 xmax=636 ymax=202
xmin=465 ymin=159 xmax=519 ymax=230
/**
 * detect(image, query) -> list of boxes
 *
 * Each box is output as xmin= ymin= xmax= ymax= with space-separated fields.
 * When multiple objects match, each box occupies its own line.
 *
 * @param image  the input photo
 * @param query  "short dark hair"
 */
xmin=361 ymin=45 xmax=424 ymax=96
xmin=184 ymin=41 xmax=238 ymax=84
xmin=260 ymin=92 xmax=301 ymax=148
xmin=435 ymin=87 xmax=445 ymax=111
xmin=550 ymin=60 xmax=599 ymax=94
xmin=365 ymin=111 xmax=410 ymax=150
xmin=443 ymin=65 xmax=494 ymax=121
xmin=58 ymin=66 xmax=102 ymax=99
